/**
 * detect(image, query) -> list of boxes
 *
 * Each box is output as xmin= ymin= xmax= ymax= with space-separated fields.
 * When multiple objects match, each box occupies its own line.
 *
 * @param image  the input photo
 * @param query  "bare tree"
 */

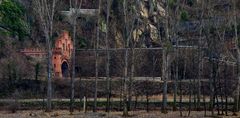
xmin=33 ymin=0 xmax=58 ymax=112
xmin=224 ymin=64 xmax=228 ymax=115
xmin=173 ymin=0 xmax=180 ymax=111
xmin=122 ymin=0 xmax=129 ymax=116
xmin=197 ymin=0 xmax=205 ymax=110
xmin=122 ymin=0 xmax=135 ymax=116
xmin=67 ymin=0 xmax=83 ymax=113
xmin=127 ymin=0 xmax=142 ymax=111
xmin=105 ymin=0 xmax=112 ymax=112
xmin=121 ymin=0 xmax=138 ymax=115
xmin=233 ymin=0 xmax=240 ymax=112
xmin=93 ymin=0 xmax=102 ymax=113
xmin=162 ymin=0 xmax=171 ymax=113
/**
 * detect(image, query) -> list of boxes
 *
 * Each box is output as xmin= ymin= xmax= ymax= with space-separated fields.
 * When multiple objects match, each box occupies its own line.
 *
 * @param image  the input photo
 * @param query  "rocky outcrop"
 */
xmin=133 ymin=0 xmax=165 ymax=47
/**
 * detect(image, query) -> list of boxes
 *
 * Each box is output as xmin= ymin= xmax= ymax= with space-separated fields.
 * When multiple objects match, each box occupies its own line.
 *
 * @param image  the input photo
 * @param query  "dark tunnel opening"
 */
xmin=61 ymin=61 xmax=69 ymax=78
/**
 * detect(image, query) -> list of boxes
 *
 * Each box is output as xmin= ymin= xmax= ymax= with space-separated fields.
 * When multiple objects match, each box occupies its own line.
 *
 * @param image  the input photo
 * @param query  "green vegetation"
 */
xmin=0 ymin=0 xmax=29 ymax=40
xmin=180 ymin=10 xmax=189 ymax=21
xmin=187 ymin=0 xmax=194 ymax=7
xmin=0 ymin=40 xmax=5 ymax=48
xmin=78 ymin=36 xmax=87 ymax=48
xmin=168 ymin=0 xmax=177 ymax=9
xmin=163 ymin=40 xmax=174 ymax=53
xmin=35 ymin=63 xmax=40 ymax=81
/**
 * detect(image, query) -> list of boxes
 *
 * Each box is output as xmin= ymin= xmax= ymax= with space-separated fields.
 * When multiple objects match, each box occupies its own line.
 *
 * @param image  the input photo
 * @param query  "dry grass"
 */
xmin=0 ymin=110 xmax=240 ymax=118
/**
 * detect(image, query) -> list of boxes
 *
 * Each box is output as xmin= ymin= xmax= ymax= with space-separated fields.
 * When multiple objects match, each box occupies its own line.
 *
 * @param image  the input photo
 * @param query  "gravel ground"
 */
xmin=0 ymin=110 xmax=239 ymax=118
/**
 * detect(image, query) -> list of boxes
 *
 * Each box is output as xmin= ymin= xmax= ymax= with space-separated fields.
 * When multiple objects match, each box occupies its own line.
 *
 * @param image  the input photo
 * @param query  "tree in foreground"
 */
xmin=33 ymin=0 xmax=58 ymax=112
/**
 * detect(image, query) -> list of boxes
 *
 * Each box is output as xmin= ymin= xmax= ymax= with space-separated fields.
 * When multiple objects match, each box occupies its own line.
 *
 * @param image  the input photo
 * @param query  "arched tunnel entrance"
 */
xmin=61 ymin=61 xmax=69 ymax=78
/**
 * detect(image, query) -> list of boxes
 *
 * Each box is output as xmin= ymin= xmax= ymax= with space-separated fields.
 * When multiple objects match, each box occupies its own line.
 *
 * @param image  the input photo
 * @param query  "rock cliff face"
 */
xmin=15 ymin=0 xmax=166 ymax=48
xmin=109 ymin=0 xmax=166 ymax=48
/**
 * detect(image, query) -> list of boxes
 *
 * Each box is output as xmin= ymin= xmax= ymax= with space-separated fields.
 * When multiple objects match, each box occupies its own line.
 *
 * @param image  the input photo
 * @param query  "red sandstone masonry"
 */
xmin=20 ymin=31 xmax=73 ymax=78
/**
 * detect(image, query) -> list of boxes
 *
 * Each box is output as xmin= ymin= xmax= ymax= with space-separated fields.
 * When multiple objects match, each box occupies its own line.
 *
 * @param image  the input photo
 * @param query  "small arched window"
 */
xmin=63 ymin=43 xmax=65 ymax=51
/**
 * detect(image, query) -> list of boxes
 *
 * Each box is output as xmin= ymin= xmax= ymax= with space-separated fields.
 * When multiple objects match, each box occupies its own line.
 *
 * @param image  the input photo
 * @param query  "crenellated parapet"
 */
xmin=20 ymin=48 xmax=47 ymax=58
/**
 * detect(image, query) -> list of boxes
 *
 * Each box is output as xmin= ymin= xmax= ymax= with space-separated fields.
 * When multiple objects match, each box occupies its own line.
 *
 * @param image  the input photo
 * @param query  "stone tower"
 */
xmin=52 ymin=31 xmax=73 ymax=78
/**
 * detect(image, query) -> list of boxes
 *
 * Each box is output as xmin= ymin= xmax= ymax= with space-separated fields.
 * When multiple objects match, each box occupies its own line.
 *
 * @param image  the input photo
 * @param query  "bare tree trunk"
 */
xmin=209 ymin=59 xmax=215 ymax=116
xmin=70 ymin=0 xmax=84 ymax=113
xmin=173 ymin=28 xmax=179 ymax=112
xmin=128 ymin=0 xmax=140 ymax=112
xmin=217 ymin=66 xmax=222 ymax=115
xmin=134 ymin=94 xmax=138 ymax=110
xmin=162 ymin=0 xmax=170 ymax=113
xmin=193 ymin=68 xmax=197 ymax=111
xmin=179 ymin=79 xmax=182 ymax=117
xmin=233 ymin=0 xmax=240 ymax=112
xmin=180 ymin=59 xmax=186 ymax=117
xmin=93 ymin=0 xmax=101 ymax=113
xmin=105 ymin=0 xmax=111 ymax=113
xmin=203 ymin=86 xmax=207 ymax=117
xmin=79 ymin=75 xmax=82 ymax=111
xmin=188 ymin=78 xmax=192 ymax=117
xmin=46 ymin=34 xmax=52 ymax=112
xmin=162 ymin=50 xmax=168 ymax=113
xmin=172 ymin=0 xmax=180 ymax=111
xmin=70 ymin=17 xmax=76 ymax=114
xmin=224 ymin=64 xmax=228 ymax=116
xmin=197 ymin=1 xmax=204 ymax=109
xmin=220 ymin=84 xmax=224 ymax=115
xmin=128 ymin=49 xmax=135 ymax=111
xmin=34 ymin=0 xmax=57 ymax=112
xmin=215 ymin=64 xmax=220 ymax=115
xmin=123 ymin=0 xmax=129 ymax=116
xmin=146 ymin=82 xmax=150 ymax=112
xmin=123 ymin=33 xmax=129 ymax=116
xmin=119 ymin=79 xmax=123 ymax=111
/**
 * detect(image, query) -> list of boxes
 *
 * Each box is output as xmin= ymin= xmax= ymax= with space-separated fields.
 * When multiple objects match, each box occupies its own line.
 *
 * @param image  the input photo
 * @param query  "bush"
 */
xmin=187 ymin=0 xmax=194 ymax=7
xmin=180 ymin=10 xmax=189 ymax=21
xmin=168 ymin=0 xmax=177 ymax=9
xmin=0 ymin=0 xmax=29 ymax=40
